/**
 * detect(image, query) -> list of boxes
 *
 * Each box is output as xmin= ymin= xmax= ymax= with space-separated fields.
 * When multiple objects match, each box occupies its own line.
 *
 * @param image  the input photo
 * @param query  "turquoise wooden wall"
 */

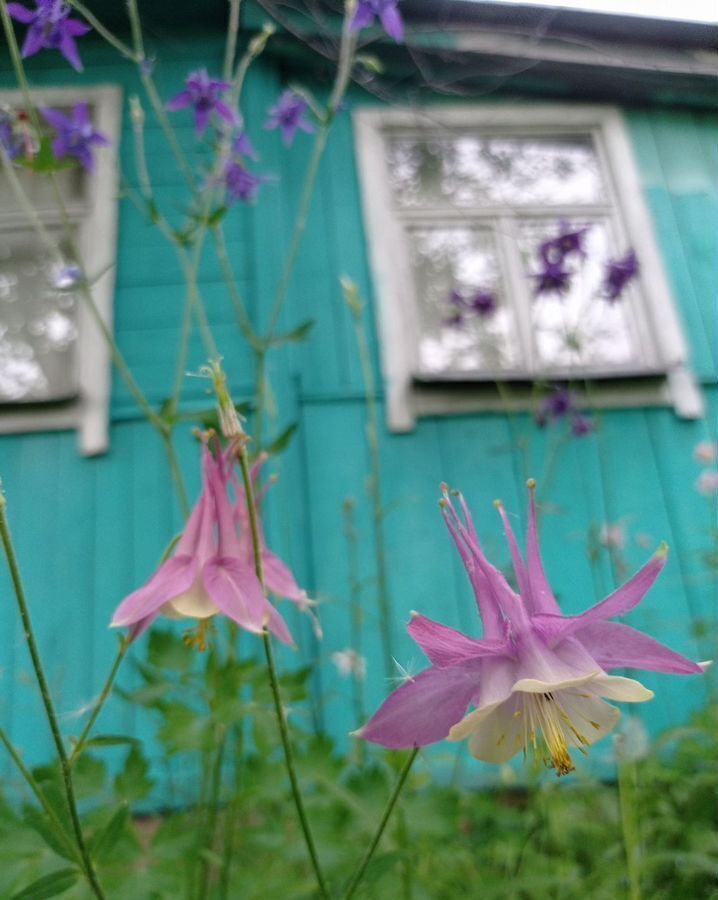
xmin=1 ymin=27 xmax=716 ymax=798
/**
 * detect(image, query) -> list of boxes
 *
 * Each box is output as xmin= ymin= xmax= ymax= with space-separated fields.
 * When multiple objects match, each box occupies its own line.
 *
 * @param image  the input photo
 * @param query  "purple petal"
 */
xmin=525 ymin=482 xmax=562 ymax=615
xmin=21 ymin=24 xmax=45 ymax=58
xmin=495 ymin=501 xmax=531 ymax=604
xmin=574 ymin=621 xmax=703 ymax=675
xmin=41 ymin=107 xmax=70 ymax=129
xmin=380 ymin=5 xmax=404 ymax=42
xmin=202 ymin=557 xmax=266 ymax=633
xmin=408 ymin=613 xmax=506 ymax=668
xmin=350 ymin=3 xmax=376 ymax=31
xmin=165 ymin=90 xmax=192 ymax=112
xmin=262 ymin=550 xmax=305 ymax=602
xmin=356 ymin=666 xmax=477 ymax=749
xmin=7 ymin=3 xmax=35 ymax=24
xmin=194 ymin=106 xmax=211 ymax=136
xmin=111 ymin=556 xmax=198 ymax=628
xmin=64 ymin=20 xmax=91 ymax=37
xmin=59 ymin=34 xmax=83 ymax=72
xmin=214 ymin=100 xmax=237 ymax=126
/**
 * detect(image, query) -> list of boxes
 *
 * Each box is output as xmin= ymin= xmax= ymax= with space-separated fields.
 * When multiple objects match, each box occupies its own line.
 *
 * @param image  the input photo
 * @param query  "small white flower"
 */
xmin=693 ymin=441 xmax=717 ymax=465
xmin=696 ymin=470 xmax=718 ymax=497
xmin=599 ymin=522 xmax=625 ymax=550
xmin=331 ymin=648 xmax=366 ymax=680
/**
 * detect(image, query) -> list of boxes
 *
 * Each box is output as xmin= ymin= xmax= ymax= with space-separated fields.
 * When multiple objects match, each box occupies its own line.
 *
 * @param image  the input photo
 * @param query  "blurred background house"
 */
xmin=0 ymin=0 xmax=716 ymax=799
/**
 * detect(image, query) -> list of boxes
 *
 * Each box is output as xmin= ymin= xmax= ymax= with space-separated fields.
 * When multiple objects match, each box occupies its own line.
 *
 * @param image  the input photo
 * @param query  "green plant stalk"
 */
xmin=0 ymin=494 xmax=107 ymax=899
xmin=342 ymin=498 xmax=367 ymax=736
xmin=68 ymin=638 xmax=131 ymax=767
xmin=342 ymin=748 xmax=419 ymax=900
xmin=67 ymin=0 xmax=136 ymax=59
xmin=218 ymin=725 xmax=245 ymax=899
xmin=344 ymin=285 xmax=394 ymax=679
xmin=223 ymin=0 xmax=242 ymax=81
xmin=617 ymin=753 xmax=643 ymax=900
xmin=197 ymin=726 xmax=227 ymax=900
xmin=0 ymin=728 xmax=82 ymax=865
xmin=236 ymin=447 xmax=330 ymax=899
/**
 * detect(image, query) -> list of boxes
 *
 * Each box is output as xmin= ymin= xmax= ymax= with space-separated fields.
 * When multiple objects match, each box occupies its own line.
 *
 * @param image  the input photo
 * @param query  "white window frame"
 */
xmin=353 ymin=104 xmax=703 ymax=432
xmin=0 ymin=85 xmax=122 ymax=455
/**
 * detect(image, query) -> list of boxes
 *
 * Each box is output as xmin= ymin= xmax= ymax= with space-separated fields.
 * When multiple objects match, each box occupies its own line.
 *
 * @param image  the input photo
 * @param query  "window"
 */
xmin=353 ymin=105 xmax=703 ymax=431
xmin=0 ymin=86 xmax=121 ymax=455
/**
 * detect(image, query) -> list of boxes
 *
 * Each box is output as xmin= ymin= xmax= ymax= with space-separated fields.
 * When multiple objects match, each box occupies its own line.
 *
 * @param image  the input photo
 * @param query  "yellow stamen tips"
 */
xmin=493 ymin=499 xmax=503 ymax=509
xmin=590 ymin=721 xmax=601 ymax=730
xmin=183 ymin=619 xmax=213 ymax=652
xmin=513 ymin=709 xmax=522 ymax=719
xmin=656 ymin=541 xmax=669 ymax=558
xmin=438 ymin=498 xmax=448 ymax=510
xmin=526 ymin=478 xmax=536 ymax=490
xmin=497 ymin=734 xmax=506 ymax=746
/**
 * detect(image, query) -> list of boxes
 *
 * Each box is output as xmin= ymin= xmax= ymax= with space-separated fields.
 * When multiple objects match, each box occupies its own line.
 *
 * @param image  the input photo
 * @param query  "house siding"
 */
xmin=0 ymin=30 xmax=715 ymax=794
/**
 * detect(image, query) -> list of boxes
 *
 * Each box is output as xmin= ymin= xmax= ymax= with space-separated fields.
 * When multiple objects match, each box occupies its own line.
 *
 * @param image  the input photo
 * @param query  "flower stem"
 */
xmin=236 ymin=448 xmax=329 ymax=899
xmin=617 ymin=752 xmax=643 ymax=900
xmin=68 ymin=638 xmax=130 ymax=768
xmin=0 ymin=491 xmax=106 ymax=899
xmin=0 ymin=728 xmax=82 ymax=865
xmin=342 ymin=748 xmax=419 ymax=900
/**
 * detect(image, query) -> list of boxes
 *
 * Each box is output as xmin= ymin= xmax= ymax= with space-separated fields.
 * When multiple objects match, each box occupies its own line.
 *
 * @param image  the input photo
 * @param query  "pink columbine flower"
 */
xmin=111 ymin=447 xmax=293 ymax=646
xmin=354 ymin=482 xmax=705 ymax=776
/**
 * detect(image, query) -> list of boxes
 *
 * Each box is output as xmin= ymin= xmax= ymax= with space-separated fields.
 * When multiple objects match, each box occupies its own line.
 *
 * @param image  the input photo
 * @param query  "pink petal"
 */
xmin=111 ymin=556 xmax=197 ymax=628
xmin=202 ymin=557 xmax=266 ymax=633
xmin=574 ymin=621 xmax=703 ymax=675
xmin=495 ymin=501 xmax=531 ymax=604
xmin=265 ymin=603 xmax=296 ymax=647
xmin=526 ymin=483 xmax=562 ymax=615
xmin=262 ymin=550 xmax=305 ymax=602
xmin=355 ymin=666 xmax=477 ymax=749
xmin=408 ymin=613 xmax=506 ymax=668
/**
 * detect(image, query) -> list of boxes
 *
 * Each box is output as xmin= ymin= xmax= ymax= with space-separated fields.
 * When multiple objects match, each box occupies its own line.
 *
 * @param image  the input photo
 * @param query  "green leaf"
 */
xmin=90 ymin=803 xmax=130 ymax=861
xmin=20 ymin=805 xmax=75 ymax=862
xmin=270 ymin=319 xmax=314 ymax=346
xmin=82 ymin=734 xmax=139 ymax=750
xmin=114 ymin=745 xmax=154 ymax=803
xmin=207 ymin=205 xmax=227 ymax=227
xmin=72 ymin=754 xmax=107 ymax=800
xmin=157 ymin=398 xmax=178 ymax=428
xmin=11 ymin=868 xmax=80 ymax=899
xmin=264 ymin=422 xmax=298 ymax=457
xmin=147 ymin=629 xmax=192 ymax=672
xmin=18 ymin=137 xmax=76 ymax=174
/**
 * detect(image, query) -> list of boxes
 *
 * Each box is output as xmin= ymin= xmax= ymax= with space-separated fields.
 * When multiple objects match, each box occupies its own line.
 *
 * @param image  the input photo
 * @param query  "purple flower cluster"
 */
xmin=7 ymin=0 xmax=90 ymax=72
xmin=350 ymin=0 xmax=404 ymax=43
xmin=41 ymin=103 xmax=109 ymax=172
xmin=445 ymin=287 xmax=497 ymax=328
xmin=221 ymin=131 xmax=270 ymax=205
xmin=166 ymin=68 xmax=237 ymax=136
xmin=264 ymin=91 xmax=314 ymax=147
xmin=533 ymin=222 xmax=589 ymax=297
xmin=602 ymin=249 xmax=639 ymax=303
xmin=535 ymin=385 xmax=593 ymax=437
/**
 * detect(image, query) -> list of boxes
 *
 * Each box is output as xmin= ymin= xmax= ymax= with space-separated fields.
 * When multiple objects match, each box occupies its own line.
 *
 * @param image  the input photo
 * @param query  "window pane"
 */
xmin=387 ymin=134 xmax=604 ymax=208
xmin=408 ymin=226 xmax=519 ymax=375
xmin=0 ymin=233 xmax=79 ymax=402
xmin=519 ymin=220 xmax=642 ymax=371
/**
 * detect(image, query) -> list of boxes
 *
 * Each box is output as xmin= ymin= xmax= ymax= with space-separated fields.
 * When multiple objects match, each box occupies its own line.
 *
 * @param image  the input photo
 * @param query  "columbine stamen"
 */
xmin=522 ymin=693 xmax=576 ymax=776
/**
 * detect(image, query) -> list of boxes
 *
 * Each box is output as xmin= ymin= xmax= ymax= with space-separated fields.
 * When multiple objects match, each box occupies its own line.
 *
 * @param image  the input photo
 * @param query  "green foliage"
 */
xmin=1 ymin=657 xmax=716 ymax=899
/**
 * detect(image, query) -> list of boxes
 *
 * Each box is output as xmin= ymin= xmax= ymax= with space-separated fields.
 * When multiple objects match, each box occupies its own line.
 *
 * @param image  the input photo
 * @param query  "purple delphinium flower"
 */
xmin=7 ymin=0 xmax=90 ymax=71
xmin=0 ymin=109 xmax=24 ymax=159
xmin=534 ymin=259 xmax=572 ymax=296
xmin=41 ymin=104 xmax=109 ymax=172
xmin=602 ymin=249 xmax=639 ymax=303
xmin=353 ymin=482 xmax=705 ymax=776
xmin=444 ymin=311 xmax=465 ymax=329
xmin=570 ymin=412 xmax=594 ymax=437
xmin=166 ymin=68 xmax=237 ymax=137
xmin=224 ymin=159 xmax=269 ymax=205
xmin=350 ymin=0 xmax=404 ymax=43
xmin=264 ymin=91 xmax=314 ymax=147
xmin=469 ymin=290 xmax=497 ymax=317
xmin=535 ymin=385 xmax=573 ymax=427
xmin=111 ymin=446 xmax=294 ymax=646
xmin=540 ymin=222 xmax=589 ymax=265
xmin=233 ymin=130 xmax=258 ymax=161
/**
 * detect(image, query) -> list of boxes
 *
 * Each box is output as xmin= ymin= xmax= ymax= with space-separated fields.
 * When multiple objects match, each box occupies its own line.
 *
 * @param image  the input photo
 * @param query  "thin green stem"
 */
xmin=66 ymin=0 xmax=136 ymax=59
xmin=68 ymin=639 xmax=130 ymax=768
xmin=197 ymin=725 xmax=227 ymax=900
xmin=212 ymin=225 xmax=259 ymax=349
xmin=342 ymin=749 xmax=419 ymax=900
xmin=236 ymin=448 xmax=329 ymax=899
xmin=0 ymin=493 xmax=106 ymax=899
xmin=617 ymin=749 xmax=643 ymax=900
xmin=0 ymin=728 xmax=82 ymax=865
xmin=223 ymin=0 xmax=242 ymax=82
